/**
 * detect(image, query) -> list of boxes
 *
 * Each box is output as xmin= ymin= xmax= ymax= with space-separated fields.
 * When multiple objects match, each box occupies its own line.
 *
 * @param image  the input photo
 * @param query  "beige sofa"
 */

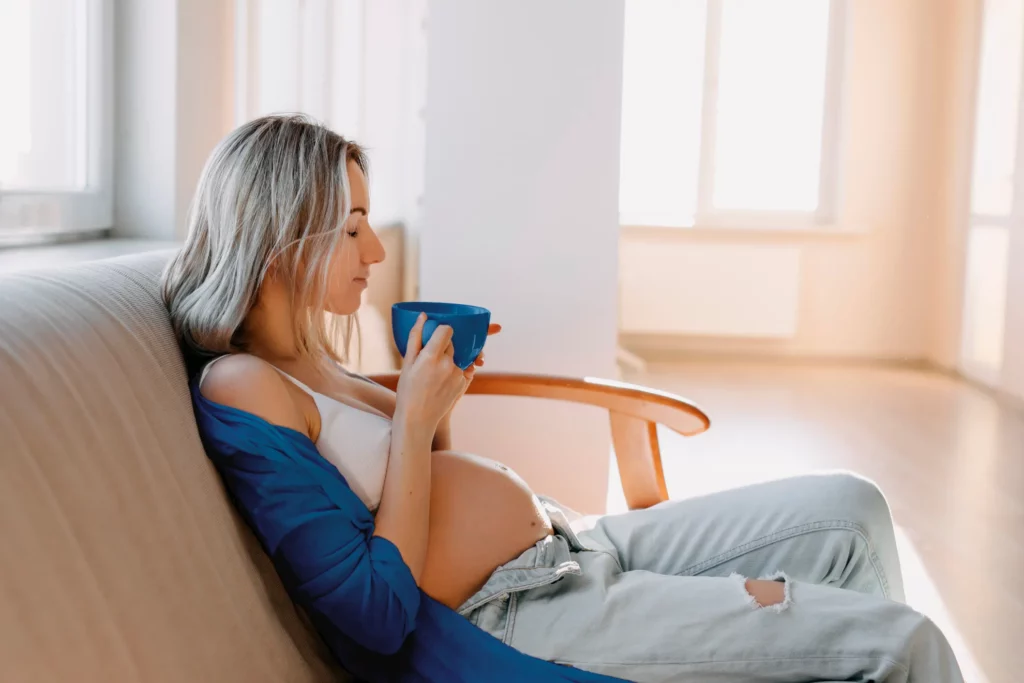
xmin=0 ymin=251 xmax=708 ymax=682
xmin=0 ymin=252 xmax=351 ymax=682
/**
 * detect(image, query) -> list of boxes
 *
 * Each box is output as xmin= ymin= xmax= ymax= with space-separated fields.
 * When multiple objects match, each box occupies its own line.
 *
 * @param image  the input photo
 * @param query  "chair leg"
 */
xmin=609 ymin=412 xmax=668 ymax=510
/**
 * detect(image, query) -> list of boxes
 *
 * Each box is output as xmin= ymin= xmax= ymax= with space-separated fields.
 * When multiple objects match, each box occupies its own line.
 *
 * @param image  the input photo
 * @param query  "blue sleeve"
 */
xmin=217 ymin=446 xmax=421 ymax=655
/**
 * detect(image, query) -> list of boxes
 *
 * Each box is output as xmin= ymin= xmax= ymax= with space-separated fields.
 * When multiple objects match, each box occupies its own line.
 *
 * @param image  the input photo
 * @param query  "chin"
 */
xmin=324 ymin=294 xmax=362 ymax=317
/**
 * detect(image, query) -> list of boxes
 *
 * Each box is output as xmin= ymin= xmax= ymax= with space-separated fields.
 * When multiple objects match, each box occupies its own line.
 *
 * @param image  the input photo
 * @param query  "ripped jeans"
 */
xmin=458 ymin=473 xmax=963 ymax=682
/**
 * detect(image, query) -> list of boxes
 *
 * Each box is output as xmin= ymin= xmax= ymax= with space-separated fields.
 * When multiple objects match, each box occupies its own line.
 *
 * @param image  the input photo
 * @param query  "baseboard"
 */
xmin=923 ymin=361 xmax=1024 ymax=417
xmin=644 ymin=352 xmax=933 ymax=372
xmin=618 ymin=334 xmax=933 ymax=371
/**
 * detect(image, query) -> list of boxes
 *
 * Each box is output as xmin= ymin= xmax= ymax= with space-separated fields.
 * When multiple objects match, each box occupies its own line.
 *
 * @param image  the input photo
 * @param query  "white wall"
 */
xmin=420 ymin=0 xmax=624 ymax=513
xmin=114 ymin=0 xmax=234 ymax=239
xmin=1003 ymin=230 xmax=1024 ymax=401
xmin=621 ymin=0 xmax=968 ymax=363
xmin=113 ymin=0 xmax=178 ymax=238
xmin=928 ymin=0 xmax=978 ymax=372
xmin=175 ymin=0 xmax=235 ymax=238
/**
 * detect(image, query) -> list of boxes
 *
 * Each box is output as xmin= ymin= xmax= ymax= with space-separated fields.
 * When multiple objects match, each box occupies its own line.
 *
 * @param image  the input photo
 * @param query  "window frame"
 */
xmin=0 ymin=0 xmax=114 ymax=246
xmin=621 ymin=0 xmax=848 ymax=231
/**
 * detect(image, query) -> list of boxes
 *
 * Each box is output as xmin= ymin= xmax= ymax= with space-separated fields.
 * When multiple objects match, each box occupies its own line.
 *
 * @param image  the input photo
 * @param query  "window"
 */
xmin=0 ymin=0 xmax=112 ymax=245
xmin=969 ymin=0 xmax=1024 ymax=220
xmin=959 ymin=0 xmax=1024 ymax=383
xmin=619 ymin=0 xmax=846 ymax=228
xmin=234 ymin=0 xmax=427 ymax=227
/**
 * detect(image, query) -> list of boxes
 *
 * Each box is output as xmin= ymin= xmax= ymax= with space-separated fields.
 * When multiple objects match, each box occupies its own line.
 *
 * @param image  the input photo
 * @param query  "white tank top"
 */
xmin=200 ymin=357 xmax=392 ymax=512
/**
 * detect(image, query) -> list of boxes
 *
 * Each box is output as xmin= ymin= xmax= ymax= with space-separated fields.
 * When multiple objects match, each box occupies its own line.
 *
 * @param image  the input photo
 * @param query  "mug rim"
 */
xmin=392 ymin=301 xmax=490 ymax=317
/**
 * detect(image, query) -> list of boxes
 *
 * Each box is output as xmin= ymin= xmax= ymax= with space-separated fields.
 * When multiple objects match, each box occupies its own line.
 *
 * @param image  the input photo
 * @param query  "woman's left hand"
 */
xmin=470 ymin=323 xmax=502 ymax=370
xmin=461 ymin=322 xmax=501 ymax=388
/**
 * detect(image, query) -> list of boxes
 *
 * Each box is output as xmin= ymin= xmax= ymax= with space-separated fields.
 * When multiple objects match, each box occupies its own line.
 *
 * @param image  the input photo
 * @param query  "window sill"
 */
xmin=0 ymin=237 xmax=181 ymax=274
xmin=621 ymin=224 xmax=868 ymax=240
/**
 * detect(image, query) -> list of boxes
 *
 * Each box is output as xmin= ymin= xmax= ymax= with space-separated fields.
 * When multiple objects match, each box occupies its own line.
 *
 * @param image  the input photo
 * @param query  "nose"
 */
xmin=362 ymin=226 xmax=386 ymax=265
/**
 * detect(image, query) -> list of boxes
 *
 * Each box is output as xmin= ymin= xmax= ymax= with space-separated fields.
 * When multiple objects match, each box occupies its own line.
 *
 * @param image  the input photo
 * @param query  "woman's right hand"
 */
xmin=394 ymin=313 xmax=468 ymax=428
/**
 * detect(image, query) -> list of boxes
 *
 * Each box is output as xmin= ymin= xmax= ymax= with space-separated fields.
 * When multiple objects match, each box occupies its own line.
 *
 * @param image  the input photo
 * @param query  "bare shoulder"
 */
xmin=199 ymin=354 xmax=309 ymax=435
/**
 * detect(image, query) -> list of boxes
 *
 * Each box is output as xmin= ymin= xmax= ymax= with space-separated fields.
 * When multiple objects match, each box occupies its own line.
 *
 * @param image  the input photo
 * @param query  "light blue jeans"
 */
xmin=459 ymin=473 xmax=963 ymax=682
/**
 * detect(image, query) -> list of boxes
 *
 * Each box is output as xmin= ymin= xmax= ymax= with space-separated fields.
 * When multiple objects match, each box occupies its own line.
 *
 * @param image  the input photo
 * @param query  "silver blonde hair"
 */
xmin=161 ymin=114 xmax=367 ymax=369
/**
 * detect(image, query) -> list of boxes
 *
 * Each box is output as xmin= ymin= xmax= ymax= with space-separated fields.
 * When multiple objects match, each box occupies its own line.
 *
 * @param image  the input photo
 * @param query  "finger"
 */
xmin=403 ymin=313 xmax=427 ymax=367
xmin=423 ymin=323 xmax=454 ymax=357
xmin=440 ymin=342 xmax=456 ymax=365
xmin=474 ymin=353 xmax=485 ymax=367
xmin=463 ymin=364 xmax=477 ymax=381
xmin=487 ymin=323 xmax=502 ymax=336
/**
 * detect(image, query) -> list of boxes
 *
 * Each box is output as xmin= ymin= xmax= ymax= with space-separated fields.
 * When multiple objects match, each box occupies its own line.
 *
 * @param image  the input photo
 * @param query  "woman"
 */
xmin=163 ymin=115 xmax=963 ymax=682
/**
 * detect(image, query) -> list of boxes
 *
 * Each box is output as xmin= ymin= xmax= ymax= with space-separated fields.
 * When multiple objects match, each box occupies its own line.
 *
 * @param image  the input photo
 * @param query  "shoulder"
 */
xmin=199 ymin=354 xmax=309 ymax=436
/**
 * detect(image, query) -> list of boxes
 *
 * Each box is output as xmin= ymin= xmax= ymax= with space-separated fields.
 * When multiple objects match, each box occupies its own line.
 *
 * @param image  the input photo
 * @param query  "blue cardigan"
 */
xmin=191 ymin=383 xmax=628 ymax=683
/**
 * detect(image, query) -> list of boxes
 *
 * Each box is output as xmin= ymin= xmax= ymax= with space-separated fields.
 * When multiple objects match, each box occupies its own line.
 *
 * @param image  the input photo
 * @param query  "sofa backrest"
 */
xmin=0 ymin=252 xmax=348 ymax=682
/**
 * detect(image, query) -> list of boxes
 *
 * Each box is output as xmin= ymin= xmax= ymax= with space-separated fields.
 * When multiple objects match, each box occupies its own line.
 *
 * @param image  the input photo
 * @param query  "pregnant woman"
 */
xmin=162 ymin=115 xmax=962 ymax=682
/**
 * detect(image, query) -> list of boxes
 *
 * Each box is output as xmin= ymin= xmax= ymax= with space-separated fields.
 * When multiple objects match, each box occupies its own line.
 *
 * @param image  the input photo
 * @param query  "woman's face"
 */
xmin=325 ymin=160 xmax=385 ymax=315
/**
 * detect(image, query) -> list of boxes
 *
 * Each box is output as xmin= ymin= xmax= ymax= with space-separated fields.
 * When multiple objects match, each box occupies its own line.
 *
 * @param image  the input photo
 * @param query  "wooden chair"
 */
xmin=367 ymin=372 xmax=711 ymax=511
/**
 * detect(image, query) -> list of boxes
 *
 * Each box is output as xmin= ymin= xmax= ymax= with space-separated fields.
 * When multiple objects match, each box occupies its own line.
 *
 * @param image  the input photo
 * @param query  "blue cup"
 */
xmin=391 ymin=301 xmax=491 ymax=370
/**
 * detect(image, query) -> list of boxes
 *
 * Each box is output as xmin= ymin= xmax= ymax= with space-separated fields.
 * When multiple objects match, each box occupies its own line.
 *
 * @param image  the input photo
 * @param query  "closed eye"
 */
xmin=347 ymin=207 xmax=367 ymax=237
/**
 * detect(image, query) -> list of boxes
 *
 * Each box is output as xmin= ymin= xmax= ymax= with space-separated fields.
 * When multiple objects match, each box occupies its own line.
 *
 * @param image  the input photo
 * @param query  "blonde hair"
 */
xmin=161 ymin=114 xmax=367 ymax=370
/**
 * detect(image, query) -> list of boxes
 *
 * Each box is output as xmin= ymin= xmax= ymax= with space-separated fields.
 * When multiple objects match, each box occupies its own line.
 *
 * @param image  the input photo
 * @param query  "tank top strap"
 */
xmin=268 ymin=366 xmax=320 ymax=398
xmin=198 ymin=355 xmax=229 ymax=388
xmin=199 ymin=355 xmax=319 ymax=400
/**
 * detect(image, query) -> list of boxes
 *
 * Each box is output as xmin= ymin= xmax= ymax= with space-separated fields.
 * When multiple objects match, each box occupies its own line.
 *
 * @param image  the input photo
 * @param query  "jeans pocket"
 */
xmin=466 ymin=592 xmax=512 ymax=642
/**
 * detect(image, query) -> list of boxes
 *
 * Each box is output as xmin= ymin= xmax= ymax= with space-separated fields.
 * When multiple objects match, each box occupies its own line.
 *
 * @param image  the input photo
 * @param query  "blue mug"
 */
xmin=391 ymin=302 xmax=491 ymax=370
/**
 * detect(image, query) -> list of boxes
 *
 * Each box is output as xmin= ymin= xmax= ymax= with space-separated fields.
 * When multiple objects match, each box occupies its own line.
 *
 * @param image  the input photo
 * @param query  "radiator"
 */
xmin=619 ymin=240 xmax=802 ymax=338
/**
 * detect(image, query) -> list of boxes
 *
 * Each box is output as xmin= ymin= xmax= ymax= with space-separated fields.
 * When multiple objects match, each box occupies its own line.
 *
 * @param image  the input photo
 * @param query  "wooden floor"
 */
xmin=616 ymin=360 xmax=1023 ymax=683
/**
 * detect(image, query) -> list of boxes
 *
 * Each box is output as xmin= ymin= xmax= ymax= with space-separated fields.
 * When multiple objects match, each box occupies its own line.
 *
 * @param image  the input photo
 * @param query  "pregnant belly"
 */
xmin=419 ymin=450 xmax=554 ymax=609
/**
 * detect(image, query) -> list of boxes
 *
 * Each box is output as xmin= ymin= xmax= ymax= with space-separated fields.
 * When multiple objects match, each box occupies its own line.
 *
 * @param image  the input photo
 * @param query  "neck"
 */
xmin=242 ymin=279 xmax=301 ymax=363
